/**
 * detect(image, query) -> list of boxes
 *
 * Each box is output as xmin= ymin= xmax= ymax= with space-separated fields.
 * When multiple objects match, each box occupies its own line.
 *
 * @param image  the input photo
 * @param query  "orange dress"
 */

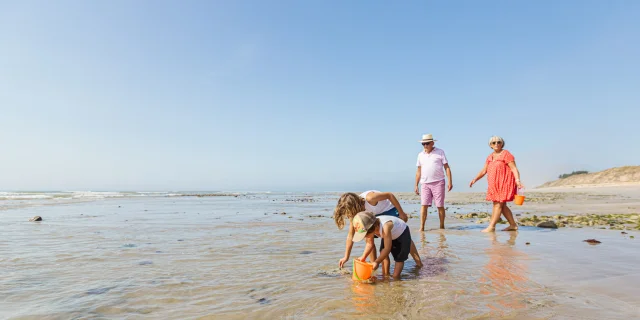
xmin=485 ymin=150 xmax=517 ymax=202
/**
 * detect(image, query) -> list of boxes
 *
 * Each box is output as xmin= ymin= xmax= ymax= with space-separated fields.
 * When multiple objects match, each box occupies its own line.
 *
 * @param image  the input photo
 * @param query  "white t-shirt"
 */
xmin=416 ymin=147 xmax=448 ymax=184
xmin=359 ymin=190 xmax=395 ymax=215
xmin=375 ymin=215 xmax=407 ymax=240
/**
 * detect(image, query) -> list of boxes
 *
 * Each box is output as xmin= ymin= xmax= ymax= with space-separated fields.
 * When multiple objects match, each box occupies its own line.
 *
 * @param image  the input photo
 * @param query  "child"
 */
xmin=352 ymin=211 xmax=423 ymax=279
xmin=333 ymin=191 xmax=410 ymax=268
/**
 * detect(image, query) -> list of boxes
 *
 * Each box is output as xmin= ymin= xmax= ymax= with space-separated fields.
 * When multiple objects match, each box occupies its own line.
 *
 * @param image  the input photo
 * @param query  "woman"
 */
xmin=469 ymin=136 xmax=524 ymax=232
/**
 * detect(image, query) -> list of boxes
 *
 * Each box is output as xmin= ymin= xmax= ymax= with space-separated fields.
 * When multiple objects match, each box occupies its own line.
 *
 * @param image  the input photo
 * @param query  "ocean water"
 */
xmin=1 ymin=193 xmax=639 ymax=319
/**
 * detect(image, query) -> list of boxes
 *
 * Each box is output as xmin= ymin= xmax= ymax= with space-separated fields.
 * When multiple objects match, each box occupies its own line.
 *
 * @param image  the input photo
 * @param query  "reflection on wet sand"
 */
xmin=479 ymin=232 xmax=530 ymax=316
xmin=417 ymin=231 xmax=450 ymax=278
xmin=351 ymin=281 xmax=376 ymax=313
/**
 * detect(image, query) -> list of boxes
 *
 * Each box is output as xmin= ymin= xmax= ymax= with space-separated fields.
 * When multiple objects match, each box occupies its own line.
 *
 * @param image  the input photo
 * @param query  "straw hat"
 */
xmin=419 ymin=134 xmax=437 ymax=143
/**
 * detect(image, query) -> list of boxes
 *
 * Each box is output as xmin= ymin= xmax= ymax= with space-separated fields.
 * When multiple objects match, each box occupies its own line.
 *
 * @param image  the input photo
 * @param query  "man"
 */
xmin=415 ymin=134 xmax=452 ymax=230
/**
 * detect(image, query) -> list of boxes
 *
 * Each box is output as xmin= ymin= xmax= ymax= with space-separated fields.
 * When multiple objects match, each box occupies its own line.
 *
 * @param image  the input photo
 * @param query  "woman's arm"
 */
xmin=507 ymin=161 xmax=524 ymax=189
xmin=470 ymin=163 xmax=489 ymax=187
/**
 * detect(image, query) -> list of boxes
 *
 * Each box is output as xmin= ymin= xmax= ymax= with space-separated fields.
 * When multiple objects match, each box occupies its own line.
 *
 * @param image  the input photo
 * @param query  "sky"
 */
xmin=0 ymin=0 xmax=638 ymax=192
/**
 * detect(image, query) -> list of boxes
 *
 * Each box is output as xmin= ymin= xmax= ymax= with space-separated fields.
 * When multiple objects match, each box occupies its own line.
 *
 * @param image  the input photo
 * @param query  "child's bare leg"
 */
xmin=393 ymin=261 xmax=404 ymax=279
xmin=410 ymin=241 xmax=422 ymax=267
xmin=501 ymin=203 xmax=518 ymax=231
xmin=382 ymin=257 xmax=391 ymax=277
xmin=482 ymin=202 xmax=502 ymax=232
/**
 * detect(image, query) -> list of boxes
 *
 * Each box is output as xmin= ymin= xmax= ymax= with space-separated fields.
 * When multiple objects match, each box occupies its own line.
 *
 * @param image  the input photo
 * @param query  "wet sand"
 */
xmin=1 ymin=191 xmax=639 ymax=319
xmin=396 ymin=184 xmax=640 ymax=216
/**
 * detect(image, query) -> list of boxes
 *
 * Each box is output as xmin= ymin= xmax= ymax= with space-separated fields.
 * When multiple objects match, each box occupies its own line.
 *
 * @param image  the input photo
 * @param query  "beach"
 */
xmin=1 ymin=189 xmax=639 ymax=319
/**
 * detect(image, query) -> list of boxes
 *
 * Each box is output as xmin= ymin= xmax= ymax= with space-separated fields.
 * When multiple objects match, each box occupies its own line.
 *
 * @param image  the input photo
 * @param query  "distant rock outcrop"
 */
xmin=537 ymin=166 xmax=640 ymax=188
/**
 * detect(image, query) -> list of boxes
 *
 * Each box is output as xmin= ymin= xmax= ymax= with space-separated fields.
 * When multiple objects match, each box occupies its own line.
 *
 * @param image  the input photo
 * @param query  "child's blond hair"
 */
xmin=333 ymin=192 xmax=365 ymax=229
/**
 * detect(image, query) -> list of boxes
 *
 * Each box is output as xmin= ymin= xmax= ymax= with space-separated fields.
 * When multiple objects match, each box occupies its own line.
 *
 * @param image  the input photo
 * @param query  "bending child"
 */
xmin=333 ymin=191 xmax=410 ymax=268
xmin=352 ymin=211 xmax=422 ymax=279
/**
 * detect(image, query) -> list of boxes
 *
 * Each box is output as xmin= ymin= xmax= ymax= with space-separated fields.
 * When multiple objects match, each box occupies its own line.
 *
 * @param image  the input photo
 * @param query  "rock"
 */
xmin=583 ymin=239 xmax=601 ymax=244
xmin=537 ymin=221 xmax=558 ymax=229
xmin=29 ymin=216 xmax=43 ymax=222
xmin=526 ymin=242 xmax=530 ymax=245
xmin=621 ymin=231 xmax=628 ymax=234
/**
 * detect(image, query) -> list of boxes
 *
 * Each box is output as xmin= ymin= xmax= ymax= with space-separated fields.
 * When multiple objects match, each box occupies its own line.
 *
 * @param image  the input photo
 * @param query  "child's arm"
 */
xmin=358 ymin=236 xmax=375 ymax=261
xmin=372 ymin=222 xmax=393 ymax=270
xmin=339 ymin=223 xmax=355 ymax=268
xmin=367 ymin=192 xmax=408 ymax=222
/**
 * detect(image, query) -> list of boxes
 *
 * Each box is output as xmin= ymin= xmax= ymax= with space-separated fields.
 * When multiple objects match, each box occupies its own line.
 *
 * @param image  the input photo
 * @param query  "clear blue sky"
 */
xmin=1 ymin=1 xmax=638 ymax=192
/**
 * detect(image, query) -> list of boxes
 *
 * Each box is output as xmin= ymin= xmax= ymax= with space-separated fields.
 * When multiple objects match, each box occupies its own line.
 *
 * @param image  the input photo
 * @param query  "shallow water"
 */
xmin=1 ymin=194 xmax=639 ymax=319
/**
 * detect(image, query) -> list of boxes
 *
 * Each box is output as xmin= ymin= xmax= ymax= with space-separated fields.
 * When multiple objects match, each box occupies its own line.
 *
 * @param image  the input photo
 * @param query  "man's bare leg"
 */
xmin=419 ymin=205 xmax=429 ymax=231
xmin=437 ymin=206 xmax=446 ymax=229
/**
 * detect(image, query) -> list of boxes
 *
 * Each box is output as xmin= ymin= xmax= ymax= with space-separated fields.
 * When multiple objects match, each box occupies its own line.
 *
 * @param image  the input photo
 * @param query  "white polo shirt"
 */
xmin=416 ymin=147 xmax=448 ymax=184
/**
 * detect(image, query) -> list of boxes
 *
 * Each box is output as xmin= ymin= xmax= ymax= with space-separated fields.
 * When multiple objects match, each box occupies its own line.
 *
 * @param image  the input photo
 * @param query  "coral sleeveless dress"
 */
xmin=485 ymin=150 xmax=518 ymax=202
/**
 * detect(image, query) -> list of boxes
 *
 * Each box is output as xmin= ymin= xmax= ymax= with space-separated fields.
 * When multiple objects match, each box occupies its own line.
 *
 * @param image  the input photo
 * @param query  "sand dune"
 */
xmin=537 ymin=166 xmax=640 ymax=189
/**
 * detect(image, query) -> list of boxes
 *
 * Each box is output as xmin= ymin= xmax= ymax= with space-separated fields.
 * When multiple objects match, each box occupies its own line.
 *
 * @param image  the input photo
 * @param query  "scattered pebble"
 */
xmin=300 ymin=251 xmax=314 ymax=255
xmin=526 ymin=242 xmax=530 ymax=245
xmin=583 ymin=239 xmax=601 ymax=244
xmin=537 ymin=221 xmax=558 ymax=229
xmin=138 ymin=261 xmax=153 ymax=266
xmin=29 ymin=216 xmax=42 ymax=222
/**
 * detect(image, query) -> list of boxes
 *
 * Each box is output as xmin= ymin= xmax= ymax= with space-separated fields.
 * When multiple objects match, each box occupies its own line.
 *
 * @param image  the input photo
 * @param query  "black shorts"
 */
xmin=379 ymin=227 xmax=411 ymax=262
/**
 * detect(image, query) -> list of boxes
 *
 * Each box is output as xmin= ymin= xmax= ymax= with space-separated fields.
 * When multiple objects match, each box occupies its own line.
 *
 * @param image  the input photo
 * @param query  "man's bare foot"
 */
xmin=419 ymin=228 xmax=425 ymax=232
xmin=481 ymin=227 xmax=496 ymax=233
xmin=502 ymin=225 xmax=518 ymax=231
xmin=415 ymin=260 xmax=423 ymax=268
xmin=440 ymin=225 xmax=445 ymax=229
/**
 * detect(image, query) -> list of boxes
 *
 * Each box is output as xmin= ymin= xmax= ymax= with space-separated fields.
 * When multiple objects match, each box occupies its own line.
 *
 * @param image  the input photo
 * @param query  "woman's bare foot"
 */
xmin=481 ymin=227 xmax=496 ymax=233
xmin=415 ymin=260 xmax=423 ymax=268
xmin=502 ymin=225 xmax=518 ymax=231
xmin=419 ymin=228 xmax=425 ymax=232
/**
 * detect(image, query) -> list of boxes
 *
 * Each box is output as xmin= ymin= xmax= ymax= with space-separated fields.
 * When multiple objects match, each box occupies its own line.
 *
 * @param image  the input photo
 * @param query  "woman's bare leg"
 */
xmin=482 ymin=202 xmax=502 ymax=232
xmin=501 ymin=203 xmax=518 ymax=231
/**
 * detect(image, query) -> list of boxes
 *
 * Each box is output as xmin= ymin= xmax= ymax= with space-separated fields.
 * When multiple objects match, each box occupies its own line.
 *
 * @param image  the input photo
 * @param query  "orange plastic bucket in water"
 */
xmin=352 ymin=259 xmax=373 ymax=281
xmin=514 ymin=194 xmax=525 ymax=205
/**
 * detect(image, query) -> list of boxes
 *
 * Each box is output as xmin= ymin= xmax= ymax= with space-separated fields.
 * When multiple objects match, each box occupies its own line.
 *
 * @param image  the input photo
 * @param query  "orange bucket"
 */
xmin=514 ymin=194 xmax=525 ymax=205
xmin=352 ymin=259 xmax=374 ymax=281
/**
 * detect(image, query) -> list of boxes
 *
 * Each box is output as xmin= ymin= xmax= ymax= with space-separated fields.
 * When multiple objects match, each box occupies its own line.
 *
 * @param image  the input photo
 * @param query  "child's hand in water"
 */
xmin=399 ymin=210 xmax=409 ymax=222
xmin=338 ymin=257 xmax=348 ymax=269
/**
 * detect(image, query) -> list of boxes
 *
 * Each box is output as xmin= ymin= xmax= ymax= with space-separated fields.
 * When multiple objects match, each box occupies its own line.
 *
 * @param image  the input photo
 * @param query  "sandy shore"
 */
xmin=395 ymin=184 xmax=640 ymax=216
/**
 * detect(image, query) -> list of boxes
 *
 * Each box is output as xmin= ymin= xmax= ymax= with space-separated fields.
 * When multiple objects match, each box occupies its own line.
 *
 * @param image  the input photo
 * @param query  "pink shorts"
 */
xmin=421 ymin=179 xmax=445 ymax=207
